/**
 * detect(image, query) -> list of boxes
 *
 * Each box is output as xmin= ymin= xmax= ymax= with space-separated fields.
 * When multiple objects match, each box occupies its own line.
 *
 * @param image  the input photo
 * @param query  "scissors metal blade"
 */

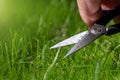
xmin=50 ymin=31 xmax=88 ymax=49
xmin=64 ymin=24 xmax=106 ymax=58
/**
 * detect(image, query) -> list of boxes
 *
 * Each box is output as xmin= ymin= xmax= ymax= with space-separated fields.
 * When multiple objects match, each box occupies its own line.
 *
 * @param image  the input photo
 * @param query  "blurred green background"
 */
xmin=0 ymin=0 xmax=120 ymax=80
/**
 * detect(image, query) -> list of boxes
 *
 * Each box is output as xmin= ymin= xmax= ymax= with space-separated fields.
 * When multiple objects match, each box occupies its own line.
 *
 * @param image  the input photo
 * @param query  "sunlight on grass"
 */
xmin=0 ymin=0 xmax=5 ymax=12
xmin=0 ymin=0 xmax=7 ymax=23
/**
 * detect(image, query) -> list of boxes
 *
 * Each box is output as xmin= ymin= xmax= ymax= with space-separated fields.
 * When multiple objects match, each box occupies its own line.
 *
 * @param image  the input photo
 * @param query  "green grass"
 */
xmin=0 ymin=0 xmax=120 ymax=80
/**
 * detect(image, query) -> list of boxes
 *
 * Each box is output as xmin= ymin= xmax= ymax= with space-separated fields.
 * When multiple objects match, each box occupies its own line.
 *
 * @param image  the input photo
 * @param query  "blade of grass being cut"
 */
xmin=43 ymin=47 xmax=61 ymax=80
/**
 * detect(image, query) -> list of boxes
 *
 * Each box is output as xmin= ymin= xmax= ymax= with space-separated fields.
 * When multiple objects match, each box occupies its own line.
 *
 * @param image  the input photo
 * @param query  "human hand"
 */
xmin=77 ymin=0 xmax=120 ymax=27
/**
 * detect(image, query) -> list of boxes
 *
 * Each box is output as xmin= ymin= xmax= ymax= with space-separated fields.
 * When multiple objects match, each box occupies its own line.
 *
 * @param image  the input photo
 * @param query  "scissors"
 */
xmin=50 ymin=8 xmax=120 ymax=58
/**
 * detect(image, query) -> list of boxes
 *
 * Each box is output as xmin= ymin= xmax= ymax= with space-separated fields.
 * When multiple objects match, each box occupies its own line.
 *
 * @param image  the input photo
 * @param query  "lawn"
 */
xmin=0 ymin=0 xmax=120 ymax=80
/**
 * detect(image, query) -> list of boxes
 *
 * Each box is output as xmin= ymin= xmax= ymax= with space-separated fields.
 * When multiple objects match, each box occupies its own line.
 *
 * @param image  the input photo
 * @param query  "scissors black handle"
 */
xmin=106 ymin=24 xmax=120 ymax=35
xmin=96 ymin=7 xmax=120 ymax=26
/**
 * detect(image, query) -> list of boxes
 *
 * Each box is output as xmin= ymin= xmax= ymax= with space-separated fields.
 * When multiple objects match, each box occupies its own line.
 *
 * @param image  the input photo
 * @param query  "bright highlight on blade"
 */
xmin=50 ymin=31 xmax=88 ymax=49
xmin=64 ymin=28 xmax=105 ymax=58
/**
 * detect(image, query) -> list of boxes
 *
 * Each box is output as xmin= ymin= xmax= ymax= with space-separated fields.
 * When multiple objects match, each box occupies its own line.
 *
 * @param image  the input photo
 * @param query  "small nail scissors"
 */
xmin=51 ymin=8 xmax=120 ymax=58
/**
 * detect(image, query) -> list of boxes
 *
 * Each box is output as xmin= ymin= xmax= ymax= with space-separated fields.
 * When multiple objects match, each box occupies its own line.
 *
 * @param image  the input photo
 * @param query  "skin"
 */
xmin=77 ymin=0 xmax=120 ymax=27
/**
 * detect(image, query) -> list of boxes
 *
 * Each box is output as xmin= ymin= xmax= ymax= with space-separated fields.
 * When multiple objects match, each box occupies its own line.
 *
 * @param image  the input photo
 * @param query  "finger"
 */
xmin=77 ymin=0 xmax=102 ymax=26
xmin=101 ymin=0 xmax=120 ymax=10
